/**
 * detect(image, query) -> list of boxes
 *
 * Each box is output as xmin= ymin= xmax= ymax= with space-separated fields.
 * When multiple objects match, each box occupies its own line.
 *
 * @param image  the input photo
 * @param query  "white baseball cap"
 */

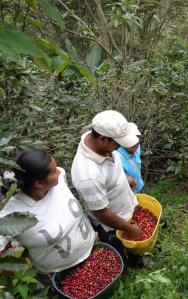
xmin=92 ymin=110 xmax=139 ymax=147
xmin=126 ymin=122 xmax=141 ymax=136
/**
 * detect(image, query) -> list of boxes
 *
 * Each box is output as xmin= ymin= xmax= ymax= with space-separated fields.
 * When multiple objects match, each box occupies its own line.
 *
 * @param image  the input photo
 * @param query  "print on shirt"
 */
xmin=69 ymin=197 xmax=82 ymax=217
xmin=69 ymin=197 xmax=89 ymax=240
xmin=39 ymin=226 xmax=71 ymax=258
xmin=38 ymin=197 xmax=90 ymax=259
xmin=78 ymin=216 xmax=89 ymax=240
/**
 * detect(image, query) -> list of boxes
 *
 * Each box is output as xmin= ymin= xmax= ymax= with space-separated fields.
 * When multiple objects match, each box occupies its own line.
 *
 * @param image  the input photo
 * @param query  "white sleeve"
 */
xmin=78 ymin=178 xmax=109 ymax=211
xmin=132 ymin=193 xmax=139 ymax=207
xmin=58 ymin=167 xmax=67 ymax=183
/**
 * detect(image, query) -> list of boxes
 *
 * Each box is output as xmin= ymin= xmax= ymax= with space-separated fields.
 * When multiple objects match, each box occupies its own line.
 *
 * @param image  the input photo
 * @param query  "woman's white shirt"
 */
xmin=0 ymin=168 xmax=95 ymax=273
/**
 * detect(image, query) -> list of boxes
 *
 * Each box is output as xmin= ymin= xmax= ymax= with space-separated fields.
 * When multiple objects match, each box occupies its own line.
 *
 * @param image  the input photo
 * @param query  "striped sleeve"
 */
xmin=78 ymin=179 xmax=109 ymax=211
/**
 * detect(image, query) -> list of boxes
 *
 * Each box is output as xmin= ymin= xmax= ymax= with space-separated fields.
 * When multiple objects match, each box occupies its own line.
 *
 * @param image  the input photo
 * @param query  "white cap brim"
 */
xmin=126 ymin=123 xmax=141 ymax=136
xmin=114 ymin=134 xmax=139 ymax=148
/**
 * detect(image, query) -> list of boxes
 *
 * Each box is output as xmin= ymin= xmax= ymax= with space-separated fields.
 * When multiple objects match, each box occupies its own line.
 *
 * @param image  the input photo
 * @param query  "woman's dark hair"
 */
xmin=14 ymin=150 xmax=52 ymax=191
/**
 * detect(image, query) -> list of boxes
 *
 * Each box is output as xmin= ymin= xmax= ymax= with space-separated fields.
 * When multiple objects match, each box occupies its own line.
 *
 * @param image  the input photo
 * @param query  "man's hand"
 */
xmin=92 ymin=208 xmax=141 ymax=240
xmin=134 ymin=205 xmax=141 ymax=212
xmin=125 ymin=223 xmax=141 ymax=240
xmin=127 ymin=176 xmax=136 ymax=189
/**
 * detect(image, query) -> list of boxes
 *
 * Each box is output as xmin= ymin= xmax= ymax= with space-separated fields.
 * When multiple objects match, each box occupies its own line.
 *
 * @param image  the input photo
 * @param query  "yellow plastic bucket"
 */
xmin=116 ymin=193 xmax=162 ymax=255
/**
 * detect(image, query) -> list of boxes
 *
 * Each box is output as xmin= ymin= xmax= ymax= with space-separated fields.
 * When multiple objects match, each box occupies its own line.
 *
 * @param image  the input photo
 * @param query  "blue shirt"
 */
xmin=117 ymin=145 xmax=144 ymax=194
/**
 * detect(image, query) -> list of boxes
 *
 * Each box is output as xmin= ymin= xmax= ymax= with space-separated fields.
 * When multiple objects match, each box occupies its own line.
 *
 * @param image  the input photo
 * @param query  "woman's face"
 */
xmin=126 ymin=142 xmax=139 ymax=154
xmin=42 ymin=158 xmax=60 ymax=190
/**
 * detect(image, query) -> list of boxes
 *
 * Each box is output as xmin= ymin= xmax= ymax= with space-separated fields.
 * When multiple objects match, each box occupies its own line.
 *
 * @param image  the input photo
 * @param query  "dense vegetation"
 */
xmin=0 ymin=0 xmax=187 ymax=180
xmin=0 ymin=0 xmax=187 ymax=298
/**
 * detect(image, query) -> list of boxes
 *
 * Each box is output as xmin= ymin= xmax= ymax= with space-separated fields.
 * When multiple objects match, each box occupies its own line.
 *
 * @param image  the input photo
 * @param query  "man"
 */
xmin=71 ymin=110 xmax=141 ymax=261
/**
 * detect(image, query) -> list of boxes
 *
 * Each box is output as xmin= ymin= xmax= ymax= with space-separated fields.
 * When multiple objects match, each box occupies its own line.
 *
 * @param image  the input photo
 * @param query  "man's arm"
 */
xmin=92 ymin=208 xmax=141 ymax=239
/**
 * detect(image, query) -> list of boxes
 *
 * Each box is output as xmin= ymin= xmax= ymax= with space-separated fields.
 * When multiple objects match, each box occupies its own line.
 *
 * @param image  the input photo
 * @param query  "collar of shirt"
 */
xmin=15 ymin=191 xmax=37 ymax=207
xmin=78 ymin=131 xmax=114 ymax=164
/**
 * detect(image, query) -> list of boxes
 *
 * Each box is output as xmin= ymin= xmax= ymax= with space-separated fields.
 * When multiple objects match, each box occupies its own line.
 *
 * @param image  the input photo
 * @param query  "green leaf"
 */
xmin=5 ymin=183 xmax=17 ymax=200
xmin=0 ymin=212 xmax=38 ymax=236
xmin=26 ymin=16 xmax=42 ymax=29
xmin=0 ymin=257 xmax=29 ymax=272
xmin=0 ymin=157 xmax=19 ymax=169
xmin=33 ymin=57 xmax=51 ymax=72
xmin=85 ymin=44 xmax=101 ymax=68
xmin=25 ymin=0 xmax=38 ymax=10
xmin=20 ymin=267 xmax=38 ymax=278
xmin=75 ymin=63 xmax=97 ymax=86
xmin=65 ymin=39 xmax=80 ymax=61
xmin=0 ymin=23 xmax=48 ymax=60
xmin=184 ymin=222 xmax=188 ymax=243
xmin=38 ymin=0 xmax=65 ymax=32
xmin=13 ymin=279 xmax=19 ymax=287
xmin=51 ymin=55 xmax=71 ymax=74
xmin=98 ymin=60 xmax=109 ymax=72
xmin=179 ymin=265 xmax=187 ymax=273
xmin=0 ymin=291 xmax=14 ymax=299
xmin=1 ymin=146 xmax=15 ymax=154
xmin=21 ymin=277 xmax=38 ymax=284
xmin=16 ymin=283 xmax=29 ymax=299
xmin=0 ymin=137 xmax=12 ymax=146
xmin=29 ymin=104 xmax=43 ymax=112
xmin=153 ymin=274 xmax=171 ymax=285
xmin=0 ymin=87 xmax=6 ymax=98
xmin=34 ymin=38 xmax=65 ymax=57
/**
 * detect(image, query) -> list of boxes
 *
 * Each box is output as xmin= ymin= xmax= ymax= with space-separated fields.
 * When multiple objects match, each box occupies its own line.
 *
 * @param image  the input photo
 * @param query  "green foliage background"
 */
xmin=0 ymin=0 xmax=188 ymax=298
xmin=0 ymin=0 xmax=187 ymax=182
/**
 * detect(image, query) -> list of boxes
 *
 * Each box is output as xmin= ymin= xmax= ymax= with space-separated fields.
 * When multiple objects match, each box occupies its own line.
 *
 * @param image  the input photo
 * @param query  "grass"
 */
xmin=110 ymin=179 xmax=188 ymax=299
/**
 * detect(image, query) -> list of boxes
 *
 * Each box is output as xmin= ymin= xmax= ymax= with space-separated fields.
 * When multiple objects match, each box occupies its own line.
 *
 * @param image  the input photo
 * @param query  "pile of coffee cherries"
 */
xmin=123 ymin=207 xmax=158 ymax=241
xmin=60 ymin=247 xmax=122 ymax=299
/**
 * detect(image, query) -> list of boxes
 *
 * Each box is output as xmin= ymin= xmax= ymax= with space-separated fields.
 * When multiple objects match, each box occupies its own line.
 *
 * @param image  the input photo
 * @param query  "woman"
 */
xmin=117 ymin=122 xmax=144 ymax=194
xmin=0 ymin=150 xmax=96 ymax=273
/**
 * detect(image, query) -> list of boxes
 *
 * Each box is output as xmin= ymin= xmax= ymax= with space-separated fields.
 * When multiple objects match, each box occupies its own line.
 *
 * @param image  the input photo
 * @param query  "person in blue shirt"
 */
xmin=117 ymin=123 xmax=144 ymax=194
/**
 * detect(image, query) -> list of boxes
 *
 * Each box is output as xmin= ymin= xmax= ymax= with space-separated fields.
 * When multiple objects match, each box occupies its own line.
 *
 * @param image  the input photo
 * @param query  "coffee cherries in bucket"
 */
xmin=60 ymin=247 xmax=122 ymax=299
xmin=123 ymin=208 xmax=157 ymax=241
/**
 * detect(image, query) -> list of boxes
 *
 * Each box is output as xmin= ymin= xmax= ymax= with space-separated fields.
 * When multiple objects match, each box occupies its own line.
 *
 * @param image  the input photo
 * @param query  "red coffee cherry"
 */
xmin=60 ymin=248 xmax=122 ymax=299
xmin=122 ymin=208 xmax=157 ymax=241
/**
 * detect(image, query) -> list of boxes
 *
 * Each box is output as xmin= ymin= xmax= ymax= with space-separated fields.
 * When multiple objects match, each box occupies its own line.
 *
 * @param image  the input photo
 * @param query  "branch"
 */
xmin=22 ymin=4 xmax=30 ymax=32
xmin=13 ymin=0 xmax=21 ymax=26
xmin=64 ymin=28 xmax=123 ymax=69
xmin=0 ymin=1 xmax=4 ymax=21
xmin=37 ymin=27 xmax=46 ymax=39
xmin=94 ymin=0 xmax=122 ymax=56
xmin=83 ymin=0 xmax=95 ymax=19
xmin=57 ymin=0 xmax=123 ymax=69
xmin=57 ymin=0 xmax=94 ymax=36
xmin=148 ymin=1 xmax=174 ymax=59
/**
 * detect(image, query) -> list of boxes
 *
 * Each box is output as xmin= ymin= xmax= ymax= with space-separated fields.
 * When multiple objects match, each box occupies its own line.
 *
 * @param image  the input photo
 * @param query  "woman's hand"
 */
xmin=127 ymin=176 xmax=136 ymax=189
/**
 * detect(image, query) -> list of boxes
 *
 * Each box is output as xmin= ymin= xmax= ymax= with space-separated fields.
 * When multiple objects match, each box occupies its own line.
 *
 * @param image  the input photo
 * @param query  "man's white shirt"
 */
xmin=71 ymin=131 xmax=138 ymax=231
